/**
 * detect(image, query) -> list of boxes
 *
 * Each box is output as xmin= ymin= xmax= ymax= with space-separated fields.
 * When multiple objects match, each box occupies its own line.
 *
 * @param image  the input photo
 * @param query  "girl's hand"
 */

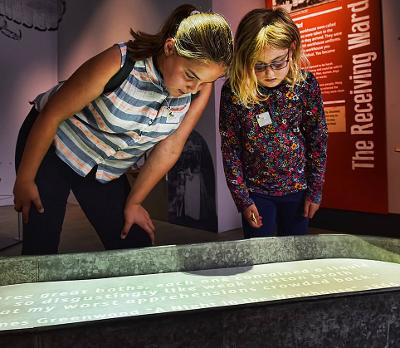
xmin=13 ymin=179 xmax=44 ymax=223
xmin=303 ymin=199 xmax=320 ymax=219
xmin=243 ymin=204 xmax=263 ymax=228
xmin=121 ymin=203 xmax=155 ymax=242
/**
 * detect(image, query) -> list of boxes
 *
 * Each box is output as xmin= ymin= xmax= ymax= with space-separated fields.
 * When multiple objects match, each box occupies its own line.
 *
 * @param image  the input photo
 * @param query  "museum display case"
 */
xmin=1 ymin=234 xmax=400 ymax=347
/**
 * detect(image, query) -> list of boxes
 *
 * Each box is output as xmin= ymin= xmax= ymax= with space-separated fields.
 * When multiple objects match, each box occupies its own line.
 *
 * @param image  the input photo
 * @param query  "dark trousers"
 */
xmin=242 ymin=191 xmax=309 ymax=238
xmin=15 ymin=107 xmax=151 ymax=255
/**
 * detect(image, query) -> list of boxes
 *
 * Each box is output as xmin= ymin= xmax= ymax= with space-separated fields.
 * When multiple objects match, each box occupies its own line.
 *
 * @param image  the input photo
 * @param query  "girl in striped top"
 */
xmin=14 ymin=4 xmax=233 ymax=255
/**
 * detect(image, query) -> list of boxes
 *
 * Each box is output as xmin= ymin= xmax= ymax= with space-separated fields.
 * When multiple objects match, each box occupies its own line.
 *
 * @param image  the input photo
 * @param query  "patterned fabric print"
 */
xmin=219 ymin=71 xmax=328 ymax=212
xmin=34 ymin=43 xmax=191 ymax=183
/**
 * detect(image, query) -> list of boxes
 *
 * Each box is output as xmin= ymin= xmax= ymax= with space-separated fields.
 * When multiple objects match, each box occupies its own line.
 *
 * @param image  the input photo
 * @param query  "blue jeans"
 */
xmin=242 ymin=191 xmax=309 ymax=238
xmin=15 ymin=107 xmax=152 ymax=255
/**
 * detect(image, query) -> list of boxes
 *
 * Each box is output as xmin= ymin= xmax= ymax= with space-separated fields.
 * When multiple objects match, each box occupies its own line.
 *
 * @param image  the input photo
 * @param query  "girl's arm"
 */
xmin=219 ymin=83 xmax=261 ymax=228
xmin=14 ymin=45 xmax=122 ymax=223
xmin=219 ymin=84 xmax=253 ymax=211
xmin=121 ymin=83 xmax=213 ymax=241
xmin=302 ymin=73 xmax=328 ymax=218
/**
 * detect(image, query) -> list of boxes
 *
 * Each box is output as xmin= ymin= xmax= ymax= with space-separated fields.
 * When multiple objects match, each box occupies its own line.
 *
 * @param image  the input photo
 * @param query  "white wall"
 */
xmin=382 ymin=0 xmax=400 ymax=214
xmin=0 ymin=25 xmax=57 ymax=207
xmin=58 ymin=0 xmax=211 ymax=79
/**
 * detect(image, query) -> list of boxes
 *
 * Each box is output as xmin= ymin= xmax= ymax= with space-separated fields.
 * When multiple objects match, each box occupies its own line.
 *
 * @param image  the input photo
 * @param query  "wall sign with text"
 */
xmin=266 ymin=0 xmax=387 ymax=213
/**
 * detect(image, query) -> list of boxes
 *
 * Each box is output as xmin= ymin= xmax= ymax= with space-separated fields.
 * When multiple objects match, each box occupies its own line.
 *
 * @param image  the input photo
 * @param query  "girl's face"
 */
xmin=160 ymin=39 xmax=225 ymax=97
xmin=253 ymin=46 xmax=291 ymax=88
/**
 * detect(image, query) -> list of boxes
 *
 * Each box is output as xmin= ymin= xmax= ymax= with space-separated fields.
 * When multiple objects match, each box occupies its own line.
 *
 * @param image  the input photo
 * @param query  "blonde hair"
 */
xmin=230 ymin=8 xmax=309 ymax=107
xmin=128 ymin=4 xmax=233 ymax=68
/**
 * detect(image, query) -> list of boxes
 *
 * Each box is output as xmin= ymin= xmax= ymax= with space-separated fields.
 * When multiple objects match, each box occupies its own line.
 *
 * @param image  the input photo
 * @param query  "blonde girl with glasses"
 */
xmin=219 ymin=8 xmax=327 ymax=238
xmin=14 ymin=4 xmax=233 ymax=255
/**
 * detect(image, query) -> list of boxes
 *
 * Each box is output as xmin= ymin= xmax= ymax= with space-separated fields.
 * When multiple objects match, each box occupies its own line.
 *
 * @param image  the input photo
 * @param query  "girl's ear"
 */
xmin=164 ymin=38 xmax=176 ymax=56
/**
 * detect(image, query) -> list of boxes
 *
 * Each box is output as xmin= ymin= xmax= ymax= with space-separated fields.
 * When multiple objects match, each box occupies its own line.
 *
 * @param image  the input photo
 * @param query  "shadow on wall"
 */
xmin=0 ymin=1 xmax=69 ymax=206
xmin=0 ymin=0 xmax=66 ymax=40
xmin=168 ymin=130 xmax=218 ymax=232
xmin=0 ymin=0 xmax=107 ymax=207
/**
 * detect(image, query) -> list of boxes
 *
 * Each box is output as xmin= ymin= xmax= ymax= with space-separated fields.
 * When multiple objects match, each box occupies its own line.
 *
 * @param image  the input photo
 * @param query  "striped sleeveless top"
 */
xmin=34 ymin=42 xmax=192 ymax=183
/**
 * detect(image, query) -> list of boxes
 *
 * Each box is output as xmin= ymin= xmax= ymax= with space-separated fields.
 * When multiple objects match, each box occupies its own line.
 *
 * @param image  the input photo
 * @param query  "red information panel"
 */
xmin=266 ymin=0 xmax=387 ymax=213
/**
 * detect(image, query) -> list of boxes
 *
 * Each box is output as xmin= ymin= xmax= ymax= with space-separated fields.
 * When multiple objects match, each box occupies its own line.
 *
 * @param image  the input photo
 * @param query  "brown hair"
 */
xmin=127 ymin=4 xmax=233 ymax=67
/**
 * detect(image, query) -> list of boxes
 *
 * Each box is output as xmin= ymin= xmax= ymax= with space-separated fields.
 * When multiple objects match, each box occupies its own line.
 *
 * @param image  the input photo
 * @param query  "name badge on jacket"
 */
xmin=165 ymin=111 xmax=180 ymax=124
xmin=256 ymin=111 xmax=272 ymax=127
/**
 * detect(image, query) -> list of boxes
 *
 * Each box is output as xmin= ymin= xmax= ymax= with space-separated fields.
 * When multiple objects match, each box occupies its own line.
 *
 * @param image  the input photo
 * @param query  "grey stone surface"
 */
xmin=0 ymin=257 xmax=38 ymax=286
xmin=1 ymin=235 xmax=400 ymax=285
xmin=292 ymin=234 xmax=400 ymax=263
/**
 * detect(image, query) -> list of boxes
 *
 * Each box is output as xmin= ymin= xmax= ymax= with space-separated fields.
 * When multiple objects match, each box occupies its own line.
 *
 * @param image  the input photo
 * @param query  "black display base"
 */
xmin=0 ymin=237 xmax=21 ymax=251
xmin=310 ymin=208 xmax=400 ymax=237
xmin=1 ymin=290 xmax=399 ymax=348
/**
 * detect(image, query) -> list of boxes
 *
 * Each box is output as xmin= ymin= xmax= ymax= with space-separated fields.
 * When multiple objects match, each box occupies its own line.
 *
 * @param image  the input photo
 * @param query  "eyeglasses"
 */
xmin=254 ymin=52 xmax=290 ymax=72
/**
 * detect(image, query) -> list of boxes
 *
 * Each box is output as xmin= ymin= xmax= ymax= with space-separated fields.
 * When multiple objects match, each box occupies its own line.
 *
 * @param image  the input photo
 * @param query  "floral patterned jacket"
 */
xmin=219 ymin=71 xmax=328 ymax=212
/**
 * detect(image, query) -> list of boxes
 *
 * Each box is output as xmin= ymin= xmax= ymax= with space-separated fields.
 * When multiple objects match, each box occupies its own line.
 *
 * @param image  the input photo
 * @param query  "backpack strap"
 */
xmin=103 ymin=55 xmax=200 ymax=100
xmin=103 ymin=56 xmax=135 ymax=93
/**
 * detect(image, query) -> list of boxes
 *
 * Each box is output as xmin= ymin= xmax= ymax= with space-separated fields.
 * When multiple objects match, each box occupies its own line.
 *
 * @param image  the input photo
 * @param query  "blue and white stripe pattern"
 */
xmin=34 ymin=43 xmax=192 ymax=182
